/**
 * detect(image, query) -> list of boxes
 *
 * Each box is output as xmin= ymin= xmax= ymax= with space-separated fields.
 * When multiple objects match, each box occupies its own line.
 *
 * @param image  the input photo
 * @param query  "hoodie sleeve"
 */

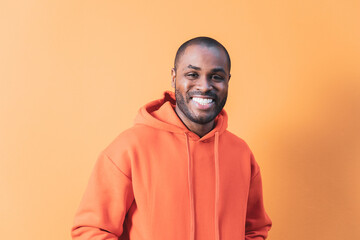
xmin=71 ymin=152 xmax=134 ymax=240
xmin=245 ymin=153 xmax=272 ymax=240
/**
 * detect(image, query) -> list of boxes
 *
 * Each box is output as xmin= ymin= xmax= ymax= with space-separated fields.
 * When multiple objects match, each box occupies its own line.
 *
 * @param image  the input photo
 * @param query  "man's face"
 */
xmin=171 ymin=44 xmax=231 ymax=125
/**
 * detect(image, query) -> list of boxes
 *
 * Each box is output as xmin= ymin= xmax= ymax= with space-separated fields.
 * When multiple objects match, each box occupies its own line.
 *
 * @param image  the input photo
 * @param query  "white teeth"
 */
xmin=192 ymin=97 xmax=214 ymax=105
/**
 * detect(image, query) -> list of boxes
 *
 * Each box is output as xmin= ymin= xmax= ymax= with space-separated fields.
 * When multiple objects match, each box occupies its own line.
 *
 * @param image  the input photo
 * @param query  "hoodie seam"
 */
xmin=251 ymin=169 xmax=260 ymax=181
xmin=104 ymin=153 xmax=132 ymax=181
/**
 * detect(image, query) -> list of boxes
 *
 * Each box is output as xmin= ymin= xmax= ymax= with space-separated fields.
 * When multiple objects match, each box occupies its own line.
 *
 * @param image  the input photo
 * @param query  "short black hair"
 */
xmin=174 ymin=36 xmax=231 ymax=72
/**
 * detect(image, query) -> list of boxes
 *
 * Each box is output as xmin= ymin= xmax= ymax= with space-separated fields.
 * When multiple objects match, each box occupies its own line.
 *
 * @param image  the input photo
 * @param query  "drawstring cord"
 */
xmin=185 ymin=132 xmax=220 ymax=240
xmin=214 ymin=131 xmax=220 ymax=240
xmin=185 ymin=133 xmax=195 ymax=240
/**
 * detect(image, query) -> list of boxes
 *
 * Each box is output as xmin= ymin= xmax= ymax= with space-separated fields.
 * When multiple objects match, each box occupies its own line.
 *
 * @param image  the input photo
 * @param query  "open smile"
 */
xmin=192 ymin=97 xmax=214 ymax=105
xmin=190 ymin=96 xmax=215 ymax=110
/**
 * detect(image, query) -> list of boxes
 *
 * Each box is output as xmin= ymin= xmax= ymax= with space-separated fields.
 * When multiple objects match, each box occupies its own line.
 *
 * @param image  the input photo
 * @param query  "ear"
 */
xmin=171 ymin=68 xmax=176 ymax=88
xmin=228 ymin=73 xmax=231 ymax=83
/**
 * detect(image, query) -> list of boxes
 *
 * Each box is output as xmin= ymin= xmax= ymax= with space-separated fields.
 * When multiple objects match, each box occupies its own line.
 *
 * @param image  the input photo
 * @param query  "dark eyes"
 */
xmin=212 ymin=75 xmax=224 ymax=81
xmin=186 ymin=73 xmax=199 ymax=78
xmin=185 ymin=72 xmax=225 ymax=81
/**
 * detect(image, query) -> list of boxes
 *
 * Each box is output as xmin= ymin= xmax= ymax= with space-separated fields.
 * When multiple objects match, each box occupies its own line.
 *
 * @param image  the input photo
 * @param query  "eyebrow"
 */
xmin=211 ymin=67 xmax=226 ymax=74
xmin=186 ymin=64 xmax=201 ymax=70
xmin=185 ymin=65 xmax=227 ymax=74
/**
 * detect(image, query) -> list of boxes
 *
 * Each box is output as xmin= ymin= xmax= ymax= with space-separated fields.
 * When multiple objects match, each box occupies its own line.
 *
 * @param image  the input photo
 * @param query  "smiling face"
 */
xmin=171 ymin=44 xmax=231 ymax=133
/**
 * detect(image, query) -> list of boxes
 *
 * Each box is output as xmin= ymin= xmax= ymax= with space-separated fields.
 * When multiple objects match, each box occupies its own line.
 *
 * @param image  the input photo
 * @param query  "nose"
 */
xmin=195 ymin=76 xmax=212 ymax=92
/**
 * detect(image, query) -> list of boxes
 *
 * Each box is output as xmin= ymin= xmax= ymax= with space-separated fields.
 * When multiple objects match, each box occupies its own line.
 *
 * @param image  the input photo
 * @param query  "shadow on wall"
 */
xmin=265 ymin=75 xmax=360 ymax=240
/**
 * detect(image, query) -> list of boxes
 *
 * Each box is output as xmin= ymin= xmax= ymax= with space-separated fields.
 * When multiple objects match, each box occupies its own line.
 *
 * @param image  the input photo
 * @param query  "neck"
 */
xmin=174 ymin=105 xmax=215 ymax=137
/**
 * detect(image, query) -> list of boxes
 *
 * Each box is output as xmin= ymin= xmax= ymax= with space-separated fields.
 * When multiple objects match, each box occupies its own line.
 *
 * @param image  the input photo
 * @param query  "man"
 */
xmin=71 ymin=37 xmax=272 ymax=240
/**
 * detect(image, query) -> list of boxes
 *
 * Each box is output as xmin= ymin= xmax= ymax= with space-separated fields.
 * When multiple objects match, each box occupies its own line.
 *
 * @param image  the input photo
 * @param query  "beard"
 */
xmin=175 ymin=88 xmax=227 ymax=124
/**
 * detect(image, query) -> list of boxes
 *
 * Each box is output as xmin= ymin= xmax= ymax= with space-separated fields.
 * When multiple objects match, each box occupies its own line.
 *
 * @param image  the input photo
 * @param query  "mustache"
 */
xmin=187 ymin=91 xmax=218 ymax=100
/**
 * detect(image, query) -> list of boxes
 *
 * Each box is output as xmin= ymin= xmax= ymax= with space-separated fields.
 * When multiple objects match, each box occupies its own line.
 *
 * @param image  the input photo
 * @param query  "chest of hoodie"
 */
xmin=128 ymin=130 xmax=252 ymax=218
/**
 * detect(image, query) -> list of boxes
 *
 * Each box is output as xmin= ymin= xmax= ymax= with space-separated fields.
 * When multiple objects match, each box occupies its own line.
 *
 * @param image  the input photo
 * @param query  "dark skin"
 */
xmin=171 ymin=44 xmax=231 ymax=137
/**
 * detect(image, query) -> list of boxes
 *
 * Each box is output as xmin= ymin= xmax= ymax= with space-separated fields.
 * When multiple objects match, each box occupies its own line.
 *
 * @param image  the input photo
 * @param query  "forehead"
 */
xmin=178 ymin=44 xmax=229 ymax=71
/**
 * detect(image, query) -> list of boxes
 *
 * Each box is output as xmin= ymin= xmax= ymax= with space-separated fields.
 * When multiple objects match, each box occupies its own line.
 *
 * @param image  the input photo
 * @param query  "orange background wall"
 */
xmin=1 ymin=0 xmax=359 ymax=239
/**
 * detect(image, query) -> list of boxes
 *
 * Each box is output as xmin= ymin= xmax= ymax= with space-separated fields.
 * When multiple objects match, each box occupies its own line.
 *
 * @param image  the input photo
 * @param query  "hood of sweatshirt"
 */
xmin=134 ymin=91 xmax=228 ymax=142
xmin=134 ymin=90 xmax=227 ymax=240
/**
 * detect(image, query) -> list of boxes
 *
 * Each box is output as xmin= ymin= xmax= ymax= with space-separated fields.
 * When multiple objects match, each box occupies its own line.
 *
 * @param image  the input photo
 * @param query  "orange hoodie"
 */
xmin=71 ymin=91 xmax=272 ymax=240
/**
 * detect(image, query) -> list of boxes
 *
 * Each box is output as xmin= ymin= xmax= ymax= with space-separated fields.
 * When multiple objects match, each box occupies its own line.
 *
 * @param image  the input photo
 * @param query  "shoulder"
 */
xmin=221 ymin=130 xmax=261 ymax=176
xmin=221 ymin=130 xmax=252 ymax=153
xmin=98 ymin=124 xmax=155 ymax=176
xmin=103 ymin=124 xmax=155 ymax=154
